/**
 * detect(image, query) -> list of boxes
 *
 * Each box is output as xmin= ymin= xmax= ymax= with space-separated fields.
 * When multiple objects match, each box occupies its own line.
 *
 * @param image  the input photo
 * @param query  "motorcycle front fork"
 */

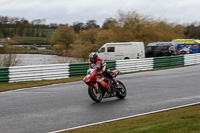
xmin=94 ymin=83 xmax=100 ymax=93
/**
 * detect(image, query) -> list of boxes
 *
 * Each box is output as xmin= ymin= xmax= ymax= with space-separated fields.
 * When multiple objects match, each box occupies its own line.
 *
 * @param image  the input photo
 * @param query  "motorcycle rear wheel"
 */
xmin=116 ymin=80 xmax=127 ymax=99
xmin=88 ymin=85 xmax=103 ymax=102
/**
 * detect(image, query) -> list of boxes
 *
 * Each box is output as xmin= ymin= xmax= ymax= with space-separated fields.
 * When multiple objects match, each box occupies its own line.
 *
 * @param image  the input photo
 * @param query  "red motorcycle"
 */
xmin=83 ymin=68 xmax=127 ymax=102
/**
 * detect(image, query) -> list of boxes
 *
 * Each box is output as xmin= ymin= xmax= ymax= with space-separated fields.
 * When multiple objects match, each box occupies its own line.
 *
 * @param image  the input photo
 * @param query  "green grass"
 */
xmin=11 ymin=29 xmax=55 ymax=42
xmin=13 ymin=36 xmax=50 ymax=42
xmin=61 ymin=105 xmax=200 ymax=133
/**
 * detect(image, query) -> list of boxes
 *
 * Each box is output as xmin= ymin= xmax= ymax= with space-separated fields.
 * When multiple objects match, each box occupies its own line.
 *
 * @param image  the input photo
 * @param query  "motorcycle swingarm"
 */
xmin=103 ymin=92 xmax=116 ymax=98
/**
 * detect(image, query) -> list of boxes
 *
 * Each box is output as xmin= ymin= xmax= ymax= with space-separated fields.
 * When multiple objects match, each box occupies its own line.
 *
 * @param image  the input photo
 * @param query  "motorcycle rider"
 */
xmin=89 ymin=52 xmax=119 ymax=92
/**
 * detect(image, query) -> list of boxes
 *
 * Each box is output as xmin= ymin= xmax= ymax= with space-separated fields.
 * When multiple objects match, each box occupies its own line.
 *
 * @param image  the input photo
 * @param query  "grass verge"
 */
xmin=61 ymin=104 xmax=200 ymax=133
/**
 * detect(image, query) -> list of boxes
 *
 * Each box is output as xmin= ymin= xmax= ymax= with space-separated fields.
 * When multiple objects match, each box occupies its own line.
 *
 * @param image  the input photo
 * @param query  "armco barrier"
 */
xmin=184 ymin=54 xmax=196 ymax=65
xmin=1 ymin=53 xmax=200 ymax=83
xmin=69 ymin=62 xmax=89 ymax=77
xmin=196 ymin=53 xmax=200 ymax=64
xmin=0 ymin=67 xmax=9 ymax=83
xmin=116 ymin=58 xmax=153 ymax=73
xmin=170 ymin=56 xmax=184 ymax=67
xmin=106 ymin=60 xmax=116 ymax=71
xmin=9 ymin=63 xmax=70 ymax=83
xmin=154 ymin=55 xmax=184 ymax=69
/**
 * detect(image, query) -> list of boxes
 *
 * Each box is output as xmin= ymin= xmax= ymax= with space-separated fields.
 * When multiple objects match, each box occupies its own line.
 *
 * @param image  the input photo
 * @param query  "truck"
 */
xmin=97 ymin=42 xmax=145 ymax=60
xmin=145 ymin=41 xmax=200 ymax=57
xmin=173 ymin=43 xmax=200 ymax=55
xmin=172 ymin=39 xmax=200 ymax=44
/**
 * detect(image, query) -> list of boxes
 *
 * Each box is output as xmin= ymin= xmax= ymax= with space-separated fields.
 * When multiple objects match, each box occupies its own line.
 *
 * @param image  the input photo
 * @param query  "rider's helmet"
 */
xmin=89 ymin=52 xmax=98 ymax=63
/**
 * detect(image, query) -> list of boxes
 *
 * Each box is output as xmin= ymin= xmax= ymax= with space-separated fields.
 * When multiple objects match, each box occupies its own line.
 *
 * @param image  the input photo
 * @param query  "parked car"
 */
xmin=145 ymin=42 xmax=177 ymax=57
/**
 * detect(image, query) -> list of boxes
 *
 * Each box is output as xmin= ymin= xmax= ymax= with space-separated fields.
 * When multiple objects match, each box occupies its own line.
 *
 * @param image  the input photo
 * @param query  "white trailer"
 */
xmin=97 ymin=42 xmax=145 ymax=60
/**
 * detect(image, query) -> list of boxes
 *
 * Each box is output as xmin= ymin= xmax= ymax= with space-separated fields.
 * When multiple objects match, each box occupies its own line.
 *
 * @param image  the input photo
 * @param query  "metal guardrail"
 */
xmin=9 ymin=63 xmax=70 ymax=83
xmin=197 ymin=53 xmax=200 ymax=64
xmin=184 ymin=53 xmax=200 ymax=65
xmin=154 ymin=55 xmax=184 ymax=69
xmin=0 ymin=54 xmax=200 ymax=83
xmin=69 ymin=62 xmax=89 ymax=78
xmin=116 ymin=58 xmax=153 ymax=73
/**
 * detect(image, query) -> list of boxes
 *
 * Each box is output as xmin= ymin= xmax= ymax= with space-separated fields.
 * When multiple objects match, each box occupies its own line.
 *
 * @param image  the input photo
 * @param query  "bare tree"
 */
xmin=0 ymin=54 xmax=21 ymax=67
xmin=0 ymin=45 xmax=21 ymax=67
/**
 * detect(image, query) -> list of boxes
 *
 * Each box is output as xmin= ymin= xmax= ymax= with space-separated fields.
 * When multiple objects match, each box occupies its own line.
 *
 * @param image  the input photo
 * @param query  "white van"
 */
xmin=97 ymin=42 xmax=145 ymax=60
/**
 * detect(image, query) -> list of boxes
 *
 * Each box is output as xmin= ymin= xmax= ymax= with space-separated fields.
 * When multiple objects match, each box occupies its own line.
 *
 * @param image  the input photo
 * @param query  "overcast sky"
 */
xmin=0 ymin=0 xmax=200 ymax=26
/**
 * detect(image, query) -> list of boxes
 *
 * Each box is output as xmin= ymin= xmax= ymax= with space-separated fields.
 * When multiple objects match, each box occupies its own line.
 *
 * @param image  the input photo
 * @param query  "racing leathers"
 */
xmin=89 ymin=58 xmax=118 ymax=91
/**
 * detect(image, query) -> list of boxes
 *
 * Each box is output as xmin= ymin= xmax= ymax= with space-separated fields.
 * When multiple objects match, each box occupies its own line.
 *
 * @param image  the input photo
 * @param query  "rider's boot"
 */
xmin=112 ymin=78 xmax=119 ymax=88
xmin=108 ymin=71 xmax=119 ymax=88
xmin=100 ymin=81 xmax=112 ymax=93
xmin=106 ymin=81 xmax=114 ymax=93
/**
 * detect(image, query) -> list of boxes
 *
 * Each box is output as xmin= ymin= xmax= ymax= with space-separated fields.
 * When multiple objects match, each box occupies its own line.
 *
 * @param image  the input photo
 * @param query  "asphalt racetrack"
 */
xmin=0 ymin=65 xmax=200 ymax=133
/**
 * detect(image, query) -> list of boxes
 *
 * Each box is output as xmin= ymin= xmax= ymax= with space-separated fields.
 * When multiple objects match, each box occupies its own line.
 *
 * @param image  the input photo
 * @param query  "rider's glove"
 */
xmin=96 ymin=71 xmax=103 ymax=76
xmin=98 ymin=71 xmax=102 ymax=75
xmin=98 ymin=71 xmax=103 ymax=74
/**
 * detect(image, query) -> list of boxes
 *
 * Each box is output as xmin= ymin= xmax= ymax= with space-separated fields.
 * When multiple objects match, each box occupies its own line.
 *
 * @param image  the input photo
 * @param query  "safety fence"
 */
xmin=9 ymin=64 xmax=70 ymax=83
xmin=184 ymin=53 xmax=200 ymax=65
xmin=0 ymin=61 xmax=116 ymax=83
xmin=153 ymin=55 xmax=184 ymax=69
xmin=0 ymin=54 xmax=200 ymax=83
xmin=116 ymin=58 xmax=153 ymax=73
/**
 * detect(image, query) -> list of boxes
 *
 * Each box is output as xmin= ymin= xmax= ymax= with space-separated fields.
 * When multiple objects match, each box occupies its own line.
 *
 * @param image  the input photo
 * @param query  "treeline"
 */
xmin=50 ymin=11 xmax=200 ymax=60
xmin=1 ymin=11 xmax=200 ymax=40
xmin=51 ymin=11 xmax=200 ymax=48
xmin=0 ymin=16 xmax=49 ymax=38
xmin=0 ymin=15 xmax=101 ymax=38
xmin=49 ymin=11 xmax=200 ymax=60
xmin=184 ymin=21 xmax=200 ymax=39
xmin=50 ymin=10 xmax=189 ymax=60
xmin=2 ymin=10 xmax=200 ymax=61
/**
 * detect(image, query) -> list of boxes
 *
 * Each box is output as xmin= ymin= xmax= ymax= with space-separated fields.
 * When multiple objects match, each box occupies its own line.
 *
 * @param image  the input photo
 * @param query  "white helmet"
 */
xmin=89 ymin=52 xmax=98 ymax=63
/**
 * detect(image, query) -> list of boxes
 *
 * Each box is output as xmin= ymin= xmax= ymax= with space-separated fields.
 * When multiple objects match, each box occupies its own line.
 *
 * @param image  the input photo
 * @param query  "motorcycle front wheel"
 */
xmin=88 ymin=85 xmax=103 ymax=102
